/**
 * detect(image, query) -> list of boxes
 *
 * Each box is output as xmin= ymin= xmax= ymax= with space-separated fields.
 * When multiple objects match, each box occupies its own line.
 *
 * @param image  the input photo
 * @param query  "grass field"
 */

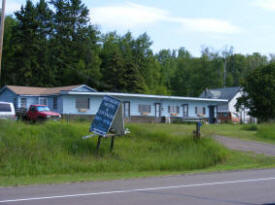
xmin=0 ymin=120 xmax=275 ymax=186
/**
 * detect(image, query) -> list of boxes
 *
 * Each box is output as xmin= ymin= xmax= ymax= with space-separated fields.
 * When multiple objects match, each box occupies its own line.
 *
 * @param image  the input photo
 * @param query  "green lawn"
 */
xmin=0 ymin=120 xmax=275 ymax=186
xmin=202 ymin=123 xmax=275 ymax=144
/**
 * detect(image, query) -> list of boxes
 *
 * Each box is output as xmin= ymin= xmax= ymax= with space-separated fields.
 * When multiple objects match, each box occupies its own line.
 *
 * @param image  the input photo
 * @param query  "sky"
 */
xmin=5 ymin=0 xmax=275 ymax=56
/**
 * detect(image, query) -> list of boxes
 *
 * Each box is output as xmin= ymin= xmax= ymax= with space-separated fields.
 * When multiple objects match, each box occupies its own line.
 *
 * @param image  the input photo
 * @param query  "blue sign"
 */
xmin=90 ymin=96 xmax=121 ymax=137
xmin=197 ymin=121 xmax=203 ymax=128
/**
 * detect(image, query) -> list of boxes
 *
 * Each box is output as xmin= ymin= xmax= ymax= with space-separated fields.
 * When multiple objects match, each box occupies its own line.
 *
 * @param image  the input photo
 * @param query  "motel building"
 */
xmin=0 ymin=84 xmax=227 ymax=123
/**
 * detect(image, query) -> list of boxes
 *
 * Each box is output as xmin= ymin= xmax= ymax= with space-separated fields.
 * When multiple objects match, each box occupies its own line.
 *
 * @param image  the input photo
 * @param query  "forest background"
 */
xmin=1 ymin=0 xmax=273 ymax=97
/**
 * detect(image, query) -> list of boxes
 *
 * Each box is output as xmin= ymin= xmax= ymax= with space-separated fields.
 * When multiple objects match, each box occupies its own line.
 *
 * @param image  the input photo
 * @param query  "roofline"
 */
xmin=19 ymin=94 xmax=59 ymax=97
xmin=4 ymin=84 xmax=97 ymax=95
xmin=0 ymin=86 xmax=17 ymax=96
xmin=201 ymin=86 xmax=242 ymax=101
xmin=64 ymin=91 xmax=228 ymax=102
xmin=72 ymin=84 xmax=97 ymax=92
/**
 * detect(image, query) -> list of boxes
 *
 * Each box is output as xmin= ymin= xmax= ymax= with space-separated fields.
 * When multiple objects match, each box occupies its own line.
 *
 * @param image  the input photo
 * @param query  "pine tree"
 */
xmin=11 ymin=0 xmax=53 ymax=86
xmin=49 ymin=0 xmax=101 ymax=86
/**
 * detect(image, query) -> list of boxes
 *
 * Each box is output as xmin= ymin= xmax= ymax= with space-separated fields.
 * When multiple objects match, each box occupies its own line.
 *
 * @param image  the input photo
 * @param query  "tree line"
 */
xmin=1 ymin=0 xmax=274 ymax=97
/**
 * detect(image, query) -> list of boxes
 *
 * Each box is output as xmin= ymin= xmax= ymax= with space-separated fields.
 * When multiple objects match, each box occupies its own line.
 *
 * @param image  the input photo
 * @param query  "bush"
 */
xmin=257 ymin=124 xmax=275 ymax=140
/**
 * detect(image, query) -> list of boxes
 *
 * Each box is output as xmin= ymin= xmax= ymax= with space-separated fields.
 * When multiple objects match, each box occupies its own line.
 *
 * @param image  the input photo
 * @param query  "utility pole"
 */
xmin=0 ymin=0 xmax=6 ymax=85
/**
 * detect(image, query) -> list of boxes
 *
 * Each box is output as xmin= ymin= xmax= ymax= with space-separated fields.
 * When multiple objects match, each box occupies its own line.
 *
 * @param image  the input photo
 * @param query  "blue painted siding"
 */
xmin=0 ymin=89 xmax=17 ymax=103
xmin=61 ymin=94 xmax=219 ymax=119
xmin=62 ymin=95 xmax=102 ymax=115
xmin=19 ymin=96 xmax=38 ymax=109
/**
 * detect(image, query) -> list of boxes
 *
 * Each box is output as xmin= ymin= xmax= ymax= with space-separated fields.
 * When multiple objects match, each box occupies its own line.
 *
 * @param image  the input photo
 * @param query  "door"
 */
xmin=208 ymin=105 xmax=215 ymax=124
xmin=155 ymin=103 xmax=161 ymax=118
xmin=123 ymin=101 xmax=130 ymax=118
xmin=182 ymin=104 xmax=189 ymax=118
xmin=28 ymin=106 xmax=38 ymax=120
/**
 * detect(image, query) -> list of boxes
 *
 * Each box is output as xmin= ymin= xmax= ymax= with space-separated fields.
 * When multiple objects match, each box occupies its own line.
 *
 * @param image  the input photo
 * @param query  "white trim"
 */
xmin=66 ymin=92 xmax=228 ymax=102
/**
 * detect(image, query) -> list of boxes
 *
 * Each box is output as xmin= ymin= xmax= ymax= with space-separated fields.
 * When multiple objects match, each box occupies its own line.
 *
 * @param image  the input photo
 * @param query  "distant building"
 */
xmin=200 ymin=87 xmax=256 ymax=123
xmin=0 ymin=84 xmax=227 ymax=123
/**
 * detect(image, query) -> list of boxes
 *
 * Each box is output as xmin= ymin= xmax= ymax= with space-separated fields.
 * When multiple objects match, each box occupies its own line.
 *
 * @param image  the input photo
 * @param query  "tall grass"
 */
xmin=257 ymin=124 xmax=275 ymax=140
xmin=0 ymin=121 xmax=228 ymax=177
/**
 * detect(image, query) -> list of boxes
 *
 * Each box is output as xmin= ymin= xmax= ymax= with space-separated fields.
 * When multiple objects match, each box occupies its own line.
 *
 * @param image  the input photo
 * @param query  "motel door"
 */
xmin=123 ymin=101 xmax=130 ymax=118
xmin=208 ymin=105 xmax=215 ymax=124
xmin=155 ymin=103 xmax=161 ymax=118
xmin=182 ymin=104 xmax=189 ymax=118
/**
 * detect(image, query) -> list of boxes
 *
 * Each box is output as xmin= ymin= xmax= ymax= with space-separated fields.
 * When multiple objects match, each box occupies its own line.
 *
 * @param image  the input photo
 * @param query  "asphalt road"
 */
xmin=214 ymin=135 xmax=275 ymax=156
xmin=1 ymin=169 xmax=275 ymax=205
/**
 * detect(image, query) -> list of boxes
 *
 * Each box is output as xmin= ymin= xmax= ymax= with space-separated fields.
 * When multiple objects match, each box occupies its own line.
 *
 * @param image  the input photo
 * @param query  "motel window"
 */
xmin=39 ymin=97 xmax=48 ymax=106
xmin=53 ymin=97 xmax=58 ymax=110
xmin=76 ymin=97 xmax=90 ymax=109
xmin=138 ymin=104 xmax=151 ymax=114
xmin=21 ymin=98 xmax=27 ymax=108
xmin=168 ymin=106 xmax=180 ymax=114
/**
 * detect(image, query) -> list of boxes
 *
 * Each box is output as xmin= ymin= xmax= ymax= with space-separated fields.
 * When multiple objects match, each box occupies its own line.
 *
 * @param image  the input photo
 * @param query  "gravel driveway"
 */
xmin=213 ymin=135 xmax=275 ymax=156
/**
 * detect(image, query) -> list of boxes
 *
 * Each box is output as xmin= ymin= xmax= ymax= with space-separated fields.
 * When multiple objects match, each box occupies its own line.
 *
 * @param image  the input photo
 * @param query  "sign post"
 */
xmin=90 ymin=96 xmax=124 ymax=153
xmin=193 ymin=121 xmax=202 ymax=140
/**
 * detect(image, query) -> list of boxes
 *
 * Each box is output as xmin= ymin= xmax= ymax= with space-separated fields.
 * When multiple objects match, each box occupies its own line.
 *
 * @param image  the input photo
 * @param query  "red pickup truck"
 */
xmin=26 ymin=105 xmax=61 ymax=122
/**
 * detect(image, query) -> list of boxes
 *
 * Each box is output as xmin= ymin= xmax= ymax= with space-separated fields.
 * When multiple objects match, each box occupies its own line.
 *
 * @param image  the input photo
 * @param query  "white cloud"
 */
xmin=174 ymin=18 xmax=241 ymax=34
xmin=5 ymin=1 xmax=22 ymax=14
xmin=91 ymin=2 xmax=240 ymax=34
xmin=92 ymin=3 xmax=168 ymax=29
xmin=253 ymin=0 xmax=275 ymax=10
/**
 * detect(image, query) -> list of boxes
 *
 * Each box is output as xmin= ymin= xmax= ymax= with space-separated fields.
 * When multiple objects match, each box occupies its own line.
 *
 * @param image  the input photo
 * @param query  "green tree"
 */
xmin=100 ymin=32 xmax=126 ymax=91
xmin=49 ymin=0 xmax=101 ymax=86
xmin=157 ymin=49 xmax=177 ymax=92
xmin=1 ymin=15 xmax=18 ymax=86
xmin=237 ymin=63 xmax=275 ymax=121
xmin=10 ymin=0 xmax=53 ymax=86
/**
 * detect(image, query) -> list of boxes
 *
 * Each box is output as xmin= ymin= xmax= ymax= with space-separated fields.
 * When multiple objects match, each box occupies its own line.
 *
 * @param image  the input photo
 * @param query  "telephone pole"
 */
xmin=0 ymin=0 xmax=6 ymax=85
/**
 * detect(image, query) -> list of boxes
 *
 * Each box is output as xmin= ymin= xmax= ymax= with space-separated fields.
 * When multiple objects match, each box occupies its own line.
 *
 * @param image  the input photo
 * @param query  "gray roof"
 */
xmin=199 ymin=87 xmax=241 ymax=101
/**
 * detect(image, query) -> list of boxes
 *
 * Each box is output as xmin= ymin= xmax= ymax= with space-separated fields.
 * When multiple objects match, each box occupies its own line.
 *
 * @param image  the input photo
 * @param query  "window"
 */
xmin=195 ymin=106 xmax=198 ymax=114
xmin=0 ymin=103 xmax=11 ymax=112
xmin=138 ymin=104 xmax=151 ymax=115
xmin=168 ymin=106 xmax=179 ymax=113
xmin=30 ymin=106 xmax=36 ymax=111
xmin=182 ymin=104 xmax=189 ymax=117
xmin=53 ymin=97 xmax=58 ymax=110
xmin=76 ymin=97 xmax=90 ymax=109
xmin=37 ymin=106 xmax=50 ymax=112
xmin=39 ymin=97 xmax=48 ymax=106
xmin=21 ymin=98 xmax=27 ymax=108
xmin=203 ymin=107 xmax=206 ymax=115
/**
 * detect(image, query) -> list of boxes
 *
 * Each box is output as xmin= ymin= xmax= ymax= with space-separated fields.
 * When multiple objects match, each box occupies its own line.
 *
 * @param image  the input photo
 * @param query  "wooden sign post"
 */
xmin=89 ymin=96 xmax=124 ymax=154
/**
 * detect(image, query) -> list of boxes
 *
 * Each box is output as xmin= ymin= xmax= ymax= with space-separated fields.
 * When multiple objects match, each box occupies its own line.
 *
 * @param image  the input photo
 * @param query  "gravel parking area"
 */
xmin=214 ymin=135 xmax=275 ymax=156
